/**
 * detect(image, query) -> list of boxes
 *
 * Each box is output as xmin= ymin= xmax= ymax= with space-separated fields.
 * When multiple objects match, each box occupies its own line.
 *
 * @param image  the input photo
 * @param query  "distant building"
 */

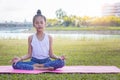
xmin=102 ymin=2 xmax=120 ymax=16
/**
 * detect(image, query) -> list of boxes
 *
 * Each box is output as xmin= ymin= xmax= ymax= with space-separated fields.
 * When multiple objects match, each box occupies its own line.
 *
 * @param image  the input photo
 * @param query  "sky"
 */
xmin=0 ymin=0 xmax=120 ymax=22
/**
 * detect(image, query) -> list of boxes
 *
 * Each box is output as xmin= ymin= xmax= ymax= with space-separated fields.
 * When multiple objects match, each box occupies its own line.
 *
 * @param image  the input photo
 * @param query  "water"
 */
xmin=0 ymin=32 xmax=32 ymax=39
xmin=0 ymin=28 xmax=120 ymax=40
xmin=0 ymin=28 xmax=29 ymax=33
xmin=0 ymin=32 xmax=120 ymax=40
xmin=51 ymin=33 xmax=120 ymax=40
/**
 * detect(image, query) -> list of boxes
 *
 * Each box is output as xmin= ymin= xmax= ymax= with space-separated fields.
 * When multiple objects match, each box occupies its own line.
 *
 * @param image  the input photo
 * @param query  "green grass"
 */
xmin=45 ymin=26 xmax=120 ymax=31
xmin=27 ymin=26 xmax=120 ymax=33
xmin=0 ymin=38 xmax=120 ymax=80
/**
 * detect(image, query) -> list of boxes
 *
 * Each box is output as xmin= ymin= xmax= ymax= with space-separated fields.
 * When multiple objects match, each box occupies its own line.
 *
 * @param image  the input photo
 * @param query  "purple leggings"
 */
xmin=12 ymin=57 xmax=65 ymax=70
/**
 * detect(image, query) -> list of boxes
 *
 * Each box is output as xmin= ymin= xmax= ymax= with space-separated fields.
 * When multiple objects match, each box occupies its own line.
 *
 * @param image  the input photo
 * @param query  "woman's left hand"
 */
xmin=58 ymin=55 xmax=65 ymax=60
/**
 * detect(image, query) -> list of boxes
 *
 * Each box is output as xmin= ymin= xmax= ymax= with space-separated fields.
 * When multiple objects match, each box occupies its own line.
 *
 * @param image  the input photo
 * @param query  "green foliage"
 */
xmin=55 ymin=8 xmax=66 ymax=19
xmin=45 ymin=26 xmax=120 ymax=31
xmin=49 ymin=10 xmax=120 ymax=27
xmin=47 ymin=18 xmax=58 ymax=26
xmin=90 ymin=16 xmax=120 ymax=26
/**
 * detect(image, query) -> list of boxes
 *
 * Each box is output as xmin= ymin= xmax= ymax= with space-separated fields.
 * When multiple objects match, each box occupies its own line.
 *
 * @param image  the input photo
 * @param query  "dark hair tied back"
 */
xmin=37 ymin=10 xmax=42 ymax=15
xmin=33 ymin=9 xmax=46 ymax=24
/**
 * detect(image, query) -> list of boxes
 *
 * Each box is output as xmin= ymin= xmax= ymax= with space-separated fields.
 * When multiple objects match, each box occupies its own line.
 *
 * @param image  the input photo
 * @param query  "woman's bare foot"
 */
xmin=33 ymin=64 xmax=44 ymax=67
xmin=34 ymin=66 xmax=54 ymax=70
xmin=47 ymin=67 xmax=54 ymax=70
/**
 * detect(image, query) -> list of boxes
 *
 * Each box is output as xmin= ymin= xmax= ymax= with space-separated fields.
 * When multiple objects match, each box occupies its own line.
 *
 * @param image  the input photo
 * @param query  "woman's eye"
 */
xmin=35 ymin=22 xmax=39 ymax=24
xmin=40 ymin=21 xmax=43 ymax=24
xmin=35 ymin=21 xmax=44 ymax=24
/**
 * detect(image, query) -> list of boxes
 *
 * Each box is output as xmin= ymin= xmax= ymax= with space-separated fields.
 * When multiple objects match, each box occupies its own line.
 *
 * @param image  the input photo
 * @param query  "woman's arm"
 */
xmin=48 ymin=35 xmax=58 ymax=59
xmin=48 ymin=35 xmax=65 ymax=60
xmin=20 ymin=35 xmax=33 ymax=60
xmin=11 ymin=35 xmax=33 ymax=63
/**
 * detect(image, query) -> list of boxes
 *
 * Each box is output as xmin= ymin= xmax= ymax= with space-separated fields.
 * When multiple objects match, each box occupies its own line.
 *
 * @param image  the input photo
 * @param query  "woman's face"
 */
xmin=33 ymin=16 xmax=46 ymax=32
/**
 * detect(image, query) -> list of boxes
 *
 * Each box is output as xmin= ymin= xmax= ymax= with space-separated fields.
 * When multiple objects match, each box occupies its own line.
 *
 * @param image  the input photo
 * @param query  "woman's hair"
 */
xmin=33 ymin=9 xmax=46 ymax=23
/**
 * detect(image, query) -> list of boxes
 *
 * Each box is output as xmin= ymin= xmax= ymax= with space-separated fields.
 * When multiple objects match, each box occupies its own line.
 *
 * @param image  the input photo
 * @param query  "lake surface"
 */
xmin=0 ymin=32 xmax=120 ymax=40
xmin=0 ymin=28 xmax=120 ymax=40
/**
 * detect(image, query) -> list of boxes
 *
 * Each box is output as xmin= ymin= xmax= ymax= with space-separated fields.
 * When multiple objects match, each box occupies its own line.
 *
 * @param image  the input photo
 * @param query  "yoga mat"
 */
xmin=0 ymin=66 xmax=45 ymax=74
xmin=47 ymin=66 xmax=120 ymax=74
xmin=0 ymin=66 xmax=120 ymax=74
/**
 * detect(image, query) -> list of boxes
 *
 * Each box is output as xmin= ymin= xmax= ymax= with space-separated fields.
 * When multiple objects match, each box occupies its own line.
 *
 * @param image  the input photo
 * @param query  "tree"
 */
xmin=55 ymin=8 xmax=66 ymax=20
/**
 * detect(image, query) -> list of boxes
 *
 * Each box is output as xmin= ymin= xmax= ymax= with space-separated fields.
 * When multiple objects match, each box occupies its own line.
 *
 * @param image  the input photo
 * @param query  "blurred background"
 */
xmin=0 ymin=0 xmax=120 ymax=39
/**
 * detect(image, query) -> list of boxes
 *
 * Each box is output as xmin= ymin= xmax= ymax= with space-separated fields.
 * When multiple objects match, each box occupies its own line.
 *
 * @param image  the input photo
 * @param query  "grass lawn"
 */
xmin=0 ymin=38 xmax=120 ymax=80
xmin=27 ymin=26 xmax=120 ymax=33
xmin=45 ymin=26 xmax=120 ymax=31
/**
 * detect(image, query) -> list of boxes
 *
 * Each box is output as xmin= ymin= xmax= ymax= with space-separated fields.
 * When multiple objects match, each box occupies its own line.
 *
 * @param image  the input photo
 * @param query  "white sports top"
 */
xmin=31 ymin=33 xmax=50 ymax=59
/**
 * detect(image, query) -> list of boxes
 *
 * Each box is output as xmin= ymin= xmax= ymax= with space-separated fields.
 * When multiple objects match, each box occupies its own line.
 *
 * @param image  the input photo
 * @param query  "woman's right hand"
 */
xmin=11 ymin=56 xmax=22 ymax=64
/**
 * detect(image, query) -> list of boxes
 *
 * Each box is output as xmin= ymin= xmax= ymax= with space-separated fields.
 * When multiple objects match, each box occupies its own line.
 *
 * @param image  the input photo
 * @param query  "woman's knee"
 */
xmin=12 ymin=62 xmax=34 ymax=70
xmin=54 ymin=59 xmax=65 ymax=69
xmin=44 ymin=59 xmax=65 ymax=70
xmin=58 ymin=59 xmax=65 ymax=66
xmin=12 ymin=62 xmax=21 ymax=69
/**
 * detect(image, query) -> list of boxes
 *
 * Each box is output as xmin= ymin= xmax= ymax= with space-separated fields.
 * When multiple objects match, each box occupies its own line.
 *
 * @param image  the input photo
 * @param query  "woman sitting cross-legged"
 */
xmin=11 ymin=10 xmax=65 ymax=70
